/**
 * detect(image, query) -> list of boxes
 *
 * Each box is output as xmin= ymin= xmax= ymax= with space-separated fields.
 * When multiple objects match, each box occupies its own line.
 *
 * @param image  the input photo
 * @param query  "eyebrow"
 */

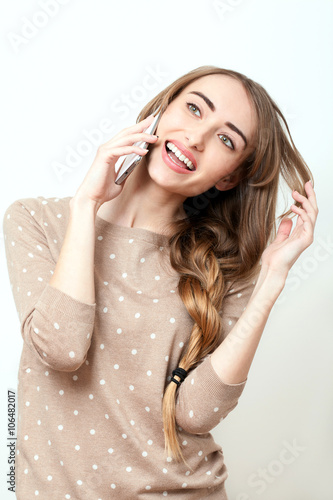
xmin=188 ymin=90 xmax=248 ymax=148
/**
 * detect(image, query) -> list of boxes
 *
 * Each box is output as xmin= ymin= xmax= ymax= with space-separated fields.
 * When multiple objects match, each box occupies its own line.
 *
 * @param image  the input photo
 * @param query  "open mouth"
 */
xmin=165 ymin=141 xmax=196 ymax=171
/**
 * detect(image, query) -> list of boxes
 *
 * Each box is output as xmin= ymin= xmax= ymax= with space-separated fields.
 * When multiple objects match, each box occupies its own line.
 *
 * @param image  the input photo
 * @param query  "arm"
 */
xmin=3 ymin=196 xmax=99 ymax=372
xmin=175 ymin=180 xmax=318 ymax=433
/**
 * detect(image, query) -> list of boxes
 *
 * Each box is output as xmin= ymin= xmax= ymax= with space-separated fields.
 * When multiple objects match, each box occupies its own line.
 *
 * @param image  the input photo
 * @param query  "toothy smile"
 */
xmin=165 ymin=142 xmax=196 ymax=171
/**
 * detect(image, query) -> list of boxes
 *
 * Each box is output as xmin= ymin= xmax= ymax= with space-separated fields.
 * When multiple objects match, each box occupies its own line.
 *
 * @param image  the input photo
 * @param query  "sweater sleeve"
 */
xmin=175 ymin=276 xmax=256 ymax=434
xmin=2 ymin=198 xmax=96 ymax=372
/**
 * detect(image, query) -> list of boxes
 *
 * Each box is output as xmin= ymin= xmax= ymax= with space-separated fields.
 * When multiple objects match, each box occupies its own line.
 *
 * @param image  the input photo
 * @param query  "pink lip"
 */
xmin=167 ymin=139 xmax=197 ymax=170
xmin=162 ymin=141 xmax=195 ymax=175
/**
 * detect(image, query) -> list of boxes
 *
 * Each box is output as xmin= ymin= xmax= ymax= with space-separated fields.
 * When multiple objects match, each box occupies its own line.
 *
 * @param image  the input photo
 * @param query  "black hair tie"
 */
xmin=171 ymin=367 xmax=188 ymax=387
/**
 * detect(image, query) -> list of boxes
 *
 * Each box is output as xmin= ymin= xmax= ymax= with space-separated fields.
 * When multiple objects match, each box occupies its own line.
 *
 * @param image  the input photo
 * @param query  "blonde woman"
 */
xmin=3 ymin=65 xmax=318 ymax=499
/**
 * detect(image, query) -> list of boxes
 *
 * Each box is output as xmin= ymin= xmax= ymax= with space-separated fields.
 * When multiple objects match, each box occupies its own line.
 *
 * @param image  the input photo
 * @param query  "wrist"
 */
xmin=70 ymin=194 xmax=101 ymax=213
xmin=252 ymin=265 xmax=286 ymax=303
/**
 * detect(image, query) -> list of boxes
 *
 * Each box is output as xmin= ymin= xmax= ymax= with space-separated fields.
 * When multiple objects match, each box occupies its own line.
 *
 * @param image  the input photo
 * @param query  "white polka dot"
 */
xmin=182 ymin=440 xmax=187 ymax=446
xmin=182 ymin=483 xmax=187 ymax=488
xmin=104 ymin=281 xmax=108 ymax=285
xmin=34 ymin=328 xmax=39 ymax=334
xmin=129 ymin=385 xmax=134 ymax=391
xmin=163 ymin=468 xmax=168 ymax=473
xmin=198 ymin=450 xmax=203 ymax=456
xmin=59 ymin=390 xmax=64 ymax=396
xmin=100 ymin=379 xmax=105 ymax=385
xmin=116 ymin=399 xmax=120 ymax=404
xmin=45 ymin=371 xmax=49 ymax=376
xmin=135 ymin=312 xmax=140 ymax=318
xmin=122 ymin=434 xmax=127 ymax=439
xmin=163 ymin=492 xmax=168 ymax=496
xmin=54 ymin=322 xmax=60 ymax=329
xmin=114 ymin=364 xmax=119 ymax=370
xmin=122 ymin=272 xmax=127 ymax=278
xmin=97 ymin=236 xmax=103 ymax=241
xmin=147 ymin=370 xmax=152 ymax=376
xmin=166 ymin=456 xmax=172 ymax=462
xmin=108 ymin=448 xmax=114 ymax=454
xmin=179 ymin=342 xmax=184 ymax=348
xmin=126 ymin=466 xmax=132 ymax=472
xmin=130 ymin=420 xmax=135 ymax=425
xmin=77 ymin=480 xmax=82 ymax=485
xmin=119 ymin=296 xmax=124 ymax=301
xmin=74 ymin=410 xmax=78 ymax=416
xmin=58 ymin=425 xmax=63 ymax=430
xmin=214 ymin=407 xmax=219 ymax=412
xmin=117 ymin=328 xmax=122 ymax=334
xmin=206 ymin=470 xmax=212 ymax=475
xmin=28 ymin=252 xmax=34 ymax=258
xmin=69 ymin=351 xmax=75 ymax=358
xmin=237 ymin=293 xmax=242 ymax=298
xmin=90 ymin=429 xmax=95 ymax=435
xmin=150 ymin=333 xmax=156 ymax=339
xmin=145 ymin=406 xmax=150 ymax=412
xmin=89 ymin=394 xmax=94 ymax=400
xmin=191 ymin=378 xmax=194 ymax=385
xmin=25 ymin=401 xmax=30 ymax=406
xmin=42 ymin=352 xmax=47 ymax=357
xmin=105 ymin=414 xmax=109 ymax=419
xmin=170 ymin=317 xmax=175 ymax=323
xmin=111 ymin=483 xmax=116 ymax=489
xmin=34 ymin=455 xmax=38 ymax=460
xmin=185 ymin=470 xmax=190 ymax=476
xmin=145 ymin=485 xmax=151 ymax=490
xmin=140 ymin=258 xmax=145 ymax=263
xmin=37 ymin=386 xmax=40 ymax=391
xmin=147 ymin=439 xmax=153 ymax=445
xmin=73 ymin=375 xmax=78 ymax=381
xmin=35 ymin=491 xmax=39 ymax=496
xmin=155 ymin=275 xmax=160 ymax=280
xmin=142 ymin=451 xmax=148 ymax=457
xmin=165 ymin=356 xmax=169 ymax=361
xmin=47 ymin=475 xmax=52 ymax=481
xmin=24 ymin=468 xmax=28 ymax=474
xmin=131 ymin=349 xmax=137 ymax=355
xmin=75 ymin=445 xmax=80 ymax=451
xmin=137 ymin=290 xmax=142 ymax=294
xmin=228 ymin=320 xmax=232 ymax=326
xmin=153 ymin=298 xmax=158 ymax=303
xmin=189 ymin=410 xmax=194 ymax=418
xmin=103 ymin=307 xmax=108 ymax=313
xmin=100 ymin=344 xmax=104 ymax=349
xmin=65 ymin=495 xmax=70 ymax=499
xmin=129 ymin=239 xmax=134 ymax=243
xmin=92 ymin=464 xmax=98 ymax=470
xmin=110 ymin=254 xmax=115 ymax=259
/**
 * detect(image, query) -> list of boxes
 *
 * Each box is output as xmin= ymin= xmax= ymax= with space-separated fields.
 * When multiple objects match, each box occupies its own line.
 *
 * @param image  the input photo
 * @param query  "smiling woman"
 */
xmin=3 ymin=65 xmax=317 ymax=499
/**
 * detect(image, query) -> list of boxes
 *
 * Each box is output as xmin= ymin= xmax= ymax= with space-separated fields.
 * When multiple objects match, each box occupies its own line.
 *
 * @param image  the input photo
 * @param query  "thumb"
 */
xmin=274 ymin=217 xmax=293 ymax=244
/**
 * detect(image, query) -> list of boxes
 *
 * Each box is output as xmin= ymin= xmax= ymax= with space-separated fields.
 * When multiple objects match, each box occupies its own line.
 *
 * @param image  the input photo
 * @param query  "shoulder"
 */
xmin=3 ymin=195 xmax=72 ymax=229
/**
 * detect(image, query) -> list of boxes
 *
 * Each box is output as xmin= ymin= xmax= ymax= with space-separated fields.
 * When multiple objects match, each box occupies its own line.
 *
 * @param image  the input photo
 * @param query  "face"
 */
xmin=146 ymin=74 xmax=258 ymax=198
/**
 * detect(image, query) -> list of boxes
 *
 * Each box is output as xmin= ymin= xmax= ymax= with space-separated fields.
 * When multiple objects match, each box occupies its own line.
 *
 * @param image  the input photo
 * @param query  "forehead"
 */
xmin=179 ymin=74 xmax=257 ymax=147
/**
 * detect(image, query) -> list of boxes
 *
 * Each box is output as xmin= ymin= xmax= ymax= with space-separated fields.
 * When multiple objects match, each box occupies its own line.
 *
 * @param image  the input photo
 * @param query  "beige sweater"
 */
xmin=3 ymin=196 xmax=256 ymax=499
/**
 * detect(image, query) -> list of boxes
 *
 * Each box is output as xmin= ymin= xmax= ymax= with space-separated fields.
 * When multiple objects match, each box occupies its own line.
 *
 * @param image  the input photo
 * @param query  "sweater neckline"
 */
xmin=95 ymin=214 xmax=171 ymax=247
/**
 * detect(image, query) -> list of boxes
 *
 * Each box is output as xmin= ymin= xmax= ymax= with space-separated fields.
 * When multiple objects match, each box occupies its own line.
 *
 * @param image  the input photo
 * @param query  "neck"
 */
xmin=96 ymin=158 xmax=187 ymax=236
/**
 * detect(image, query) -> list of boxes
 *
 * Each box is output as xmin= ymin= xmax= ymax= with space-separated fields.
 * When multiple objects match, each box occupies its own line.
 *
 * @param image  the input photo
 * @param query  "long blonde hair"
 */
xmin=136 ymin=65 xmax=313 ymax=462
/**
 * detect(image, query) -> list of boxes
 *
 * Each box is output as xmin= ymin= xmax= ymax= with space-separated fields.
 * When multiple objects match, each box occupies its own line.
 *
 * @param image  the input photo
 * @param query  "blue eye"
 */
xmin=186 ymin=102 xmax=201 ymax=117
xmin=219 ymin=134 xmax=234 ymax=150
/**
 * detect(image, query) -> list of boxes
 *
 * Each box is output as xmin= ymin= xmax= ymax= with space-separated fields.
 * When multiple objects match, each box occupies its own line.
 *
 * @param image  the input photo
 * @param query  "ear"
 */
xmin=215 ymin=170 xmax=242 ymax=192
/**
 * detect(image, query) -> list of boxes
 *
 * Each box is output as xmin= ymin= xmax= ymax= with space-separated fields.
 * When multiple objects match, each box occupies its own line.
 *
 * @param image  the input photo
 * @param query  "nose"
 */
xmin=185 ymin=127 xmax=206 ymax=152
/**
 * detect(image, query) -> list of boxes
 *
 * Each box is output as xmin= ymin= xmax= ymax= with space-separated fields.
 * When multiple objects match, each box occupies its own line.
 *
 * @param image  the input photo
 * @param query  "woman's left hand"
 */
xmin=260 ymin=180 xmax=318 ymax=279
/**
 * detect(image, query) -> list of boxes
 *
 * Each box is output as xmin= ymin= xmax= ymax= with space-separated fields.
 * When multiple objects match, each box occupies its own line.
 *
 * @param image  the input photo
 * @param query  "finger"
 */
xmin=106 ymin=132 xmax=159 ymax=150
xmin=290 ymin=204 xmax=314 ymax=236
xmin=101 ymin=145 xmax=150 ymax=160
xmin=112 ymin=114 xmax=157 ymax=140
xmin=304 ymin=180 xmax=318 ymax=212
xmin=292 ymin=189 xmax=317 ymax=224
xmin=274 ymin=218 xmax=293 ymax=243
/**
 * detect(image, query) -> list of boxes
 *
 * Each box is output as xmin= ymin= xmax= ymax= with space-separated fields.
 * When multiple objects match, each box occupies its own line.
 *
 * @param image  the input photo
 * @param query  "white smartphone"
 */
xmin=114 ymin=112 xmax=161 ymax=185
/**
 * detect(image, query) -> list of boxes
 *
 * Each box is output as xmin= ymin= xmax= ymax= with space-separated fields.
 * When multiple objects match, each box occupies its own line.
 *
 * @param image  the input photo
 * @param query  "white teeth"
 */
xmin=166 ymin=142 xmax=195 ymax=170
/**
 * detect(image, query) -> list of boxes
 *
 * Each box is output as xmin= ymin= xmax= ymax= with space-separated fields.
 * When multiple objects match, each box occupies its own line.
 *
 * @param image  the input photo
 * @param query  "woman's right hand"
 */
xmin=72 ymin=114 xmax=159 ymax=208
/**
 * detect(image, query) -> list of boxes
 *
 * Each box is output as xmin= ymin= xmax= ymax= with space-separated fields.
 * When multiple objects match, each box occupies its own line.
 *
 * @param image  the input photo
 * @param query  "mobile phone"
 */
xmin=114 ymin=112 xmax=161 ymax=185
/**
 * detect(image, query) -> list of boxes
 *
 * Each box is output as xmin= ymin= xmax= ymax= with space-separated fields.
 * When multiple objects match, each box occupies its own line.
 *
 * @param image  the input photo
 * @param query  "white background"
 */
xmin=1 ymin=1 xmax=332 ymax=499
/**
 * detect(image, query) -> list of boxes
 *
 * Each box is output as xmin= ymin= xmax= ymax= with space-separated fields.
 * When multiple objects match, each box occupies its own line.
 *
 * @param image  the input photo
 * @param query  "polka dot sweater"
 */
xmin=3 ymin=196 xmax=256 ymax=499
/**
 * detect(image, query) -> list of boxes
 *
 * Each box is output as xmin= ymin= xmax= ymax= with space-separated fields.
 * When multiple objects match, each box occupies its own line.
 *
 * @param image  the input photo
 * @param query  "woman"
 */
xmin=3 ymin=65 xmax=317 ymax=499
